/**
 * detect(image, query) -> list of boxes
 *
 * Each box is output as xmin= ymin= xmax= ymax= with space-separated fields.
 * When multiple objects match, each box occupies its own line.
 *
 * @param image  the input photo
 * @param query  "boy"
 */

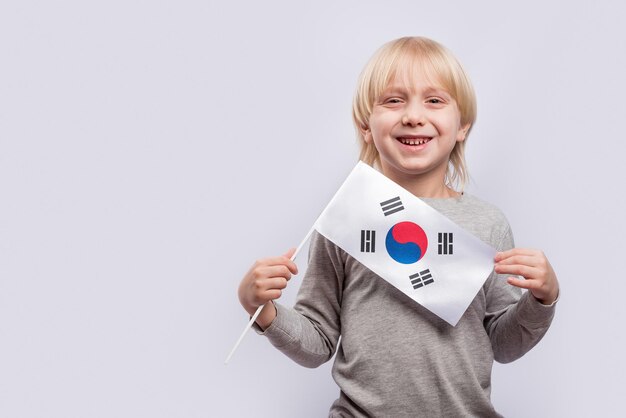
xmin=238 ymin=37 xmax=559 ymax=417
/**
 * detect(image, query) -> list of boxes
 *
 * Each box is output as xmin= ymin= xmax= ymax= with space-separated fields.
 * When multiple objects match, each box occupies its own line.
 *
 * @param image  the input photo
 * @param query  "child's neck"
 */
xmin=383 ymin=169 xmax=460 ymax=199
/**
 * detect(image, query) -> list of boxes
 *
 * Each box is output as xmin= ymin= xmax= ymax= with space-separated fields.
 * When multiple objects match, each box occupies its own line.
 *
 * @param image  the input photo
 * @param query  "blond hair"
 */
xmin=352 ymin=36 xmax=477 ymax=191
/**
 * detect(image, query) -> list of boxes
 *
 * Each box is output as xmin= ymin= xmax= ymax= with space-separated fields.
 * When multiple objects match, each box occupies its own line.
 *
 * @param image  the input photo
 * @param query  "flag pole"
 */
xmin=224 ymin=227 xmax=315 ymax=365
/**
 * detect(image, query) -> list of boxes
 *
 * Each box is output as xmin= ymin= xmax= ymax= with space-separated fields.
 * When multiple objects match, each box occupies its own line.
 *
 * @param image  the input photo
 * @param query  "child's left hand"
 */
xmin=494 ymin=249 xmax=559 ymax=305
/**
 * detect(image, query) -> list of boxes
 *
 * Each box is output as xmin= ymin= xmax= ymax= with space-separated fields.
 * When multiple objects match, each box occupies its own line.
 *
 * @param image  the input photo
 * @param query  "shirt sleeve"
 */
xmin=253 ymin=231 xmax=343 ymax=368
xmin=483 ymin=225 xmax=557 ymax=363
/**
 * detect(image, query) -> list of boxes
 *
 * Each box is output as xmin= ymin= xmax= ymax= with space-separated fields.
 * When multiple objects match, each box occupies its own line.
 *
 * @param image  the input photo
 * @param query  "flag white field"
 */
xmin=313 ymin=162 xmax=496 ymax=326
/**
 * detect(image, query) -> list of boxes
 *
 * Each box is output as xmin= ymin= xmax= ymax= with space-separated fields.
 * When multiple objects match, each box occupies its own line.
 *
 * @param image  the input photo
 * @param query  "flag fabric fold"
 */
xmin=312 ymin=162 xmax=496 ymax=326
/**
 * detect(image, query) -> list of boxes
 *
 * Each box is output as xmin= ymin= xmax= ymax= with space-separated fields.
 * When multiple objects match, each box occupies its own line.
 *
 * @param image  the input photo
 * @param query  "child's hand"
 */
xmin=238 ymin=248 xmax=299 ymax=324
xmin=494 ymin=249 xmax=559 ymax=305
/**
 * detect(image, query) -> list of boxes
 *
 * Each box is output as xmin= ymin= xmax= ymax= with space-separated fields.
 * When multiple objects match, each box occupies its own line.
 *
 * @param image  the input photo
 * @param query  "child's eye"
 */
xmin=383 ymin=98 xmax=403 ymax=104
xmin=427 ymin=98 xmax=444 ymax=104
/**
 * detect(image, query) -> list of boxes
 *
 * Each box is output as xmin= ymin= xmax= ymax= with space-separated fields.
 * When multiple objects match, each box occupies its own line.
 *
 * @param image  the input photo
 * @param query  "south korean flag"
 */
xmin=312 ymin=162 xmax=496 ymax=326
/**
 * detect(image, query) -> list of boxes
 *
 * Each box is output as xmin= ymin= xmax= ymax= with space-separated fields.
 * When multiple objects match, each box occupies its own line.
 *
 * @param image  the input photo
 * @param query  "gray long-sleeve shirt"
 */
xmin=257 ymin=194 xmax=556 ymax=417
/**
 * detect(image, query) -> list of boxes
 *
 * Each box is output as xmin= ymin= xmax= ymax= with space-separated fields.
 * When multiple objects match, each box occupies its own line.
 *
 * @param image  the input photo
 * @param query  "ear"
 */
xmin=360 ymin=124 xmax=372 ymax=144
xmin=456 ymin=123 xmax=471 ymax=142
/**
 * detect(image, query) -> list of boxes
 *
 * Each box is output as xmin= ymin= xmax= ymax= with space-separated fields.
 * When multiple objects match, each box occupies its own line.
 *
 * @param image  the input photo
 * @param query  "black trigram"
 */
xmin=360 ymin=230 xmax=376 ymax=253
xmin=438 ymin=233 xmax=453 ymax=255
xmin=380 ymin=196 xmax=404 ymax=216
xmin=409 ymin=269 xmax=434 ymax=289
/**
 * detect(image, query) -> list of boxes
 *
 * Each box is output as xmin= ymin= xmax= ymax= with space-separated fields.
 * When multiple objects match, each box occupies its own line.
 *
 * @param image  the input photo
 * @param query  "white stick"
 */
xmin=224 ymin=227 xmax=315 ymax=365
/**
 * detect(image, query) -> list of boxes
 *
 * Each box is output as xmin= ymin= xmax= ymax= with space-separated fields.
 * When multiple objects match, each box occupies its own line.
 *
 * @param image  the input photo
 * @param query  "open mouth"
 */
xmin=396 ymin=136 xmax=432 ymax=146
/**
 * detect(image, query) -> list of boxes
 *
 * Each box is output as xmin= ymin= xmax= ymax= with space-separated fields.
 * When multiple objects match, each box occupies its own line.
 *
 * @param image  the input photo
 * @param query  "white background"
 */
xmin=1 ymin=1 xmax=624 ymax=417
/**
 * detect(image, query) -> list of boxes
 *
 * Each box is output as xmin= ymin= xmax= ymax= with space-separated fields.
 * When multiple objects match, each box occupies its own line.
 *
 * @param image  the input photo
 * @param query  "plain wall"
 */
xmin=1 ymin=1 xmax=624 ymax=416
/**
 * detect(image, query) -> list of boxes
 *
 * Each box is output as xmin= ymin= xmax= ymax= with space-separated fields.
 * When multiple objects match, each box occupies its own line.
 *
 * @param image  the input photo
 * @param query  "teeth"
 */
xmin=399 ymin=138 xmax=430 ymax=145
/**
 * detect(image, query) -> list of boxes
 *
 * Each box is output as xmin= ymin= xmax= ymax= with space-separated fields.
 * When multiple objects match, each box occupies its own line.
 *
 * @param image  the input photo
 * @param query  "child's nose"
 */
xmin=402 ymin=103 xmax=426 ymax=126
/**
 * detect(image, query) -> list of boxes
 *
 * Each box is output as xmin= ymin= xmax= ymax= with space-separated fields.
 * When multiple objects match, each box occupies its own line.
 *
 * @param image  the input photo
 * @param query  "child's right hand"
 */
xmin=238 ymin=248 xmax=298 ymax=327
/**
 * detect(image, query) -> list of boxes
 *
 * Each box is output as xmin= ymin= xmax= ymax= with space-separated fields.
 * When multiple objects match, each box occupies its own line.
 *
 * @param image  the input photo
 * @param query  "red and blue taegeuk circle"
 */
xmin=385 ymin=221 xmax=428 ymax=264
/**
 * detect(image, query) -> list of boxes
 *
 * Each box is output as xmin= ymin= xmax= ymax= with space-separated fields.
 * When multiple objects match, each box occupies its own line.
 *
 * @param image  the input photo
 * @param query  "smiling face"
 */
xmin=362 ymin=69 xmax=470 ymax=195
xmin=353 ymin=37 xmax=477 ymax=192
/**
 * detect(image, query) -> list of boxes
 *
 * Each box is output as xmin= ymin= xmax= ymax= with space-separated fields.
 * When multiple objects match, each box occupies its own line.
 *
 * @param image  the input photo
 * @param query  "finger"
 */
xmin=283 ymin=247 xmax=298 ymax=274
xmin=278 ymin=256 xmax=298 ymax=275
xmin=283 ymin=247 xmax=296 ymax=260
xmin=506 ymin=276 xmax=534 ymax=290
xmin=267 ymin=276 xmax=289 ymax=290
xmin=494 ymin=263 xmax=538 ymax=279
xmin=495 ymin=248 xmax=539 ymax=262
xmin=284 ymin=255 xmax=298 ymax=275
xmin=255 ymin=277 xmax=288 ymax=292
xmin=252 ymin=287 xmax=284 ymax=305
xmin=254 ymin=255 xmax=292 ymax=266
xmin=496 ymin=255 xmax=538 ymax=268
xmin=250 ymin=276 xmax=288 ymax=301
xmin=253 ymin=254 xmax=298 ymax=275
xmin=264 ymin=288 xmax=283 ymax=301
xmin=273 ymin=251 xmax=299 ymax=274
xmin=253 ymin=265 xmax=294 ymax=281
